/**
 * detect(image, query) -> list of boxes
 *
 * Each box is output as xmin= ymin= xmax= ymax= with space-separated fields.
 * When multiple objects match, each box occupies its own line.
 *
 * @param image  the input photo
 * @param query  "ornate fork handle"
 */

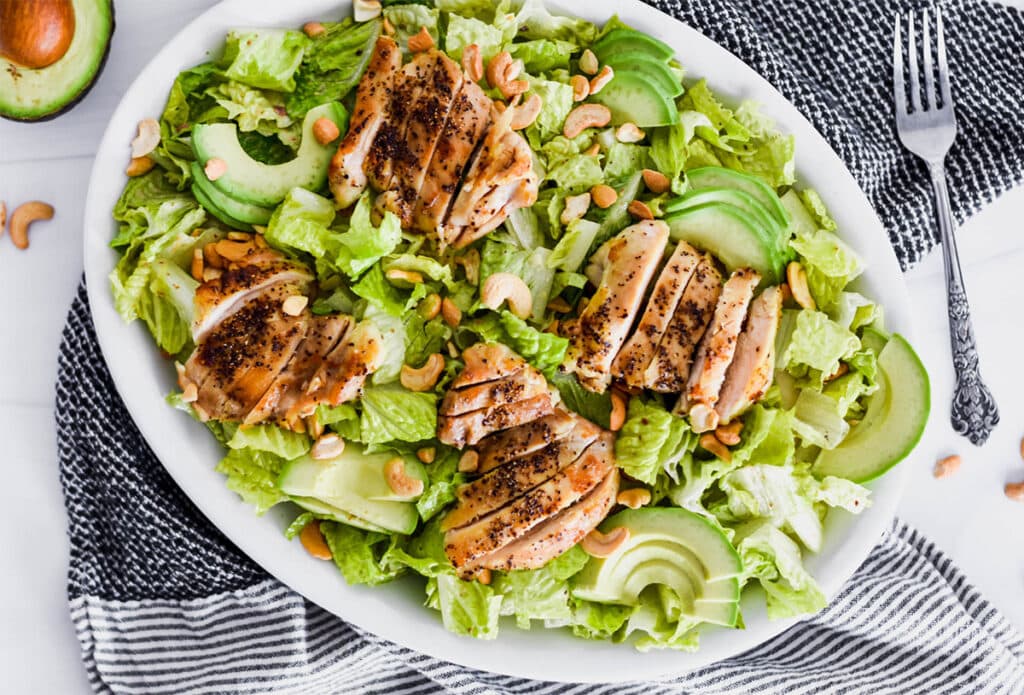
xmin=929 ymin=162 xmax=999 ymax=445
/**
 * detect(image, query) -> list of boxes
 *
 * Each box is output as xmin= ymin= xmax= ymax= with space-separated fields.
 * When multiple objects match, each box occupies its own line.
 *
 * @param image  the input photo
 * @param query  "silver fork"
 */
xmin=893 ymin=8 xmax=998 ymax=445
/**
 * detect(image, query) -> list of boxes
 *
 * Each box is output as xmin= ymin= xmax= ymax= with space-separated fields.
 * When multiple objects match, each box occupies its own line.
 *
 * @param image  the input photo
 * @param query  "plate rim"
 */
xmin=82 ymin=0 xmax=913 ymax=683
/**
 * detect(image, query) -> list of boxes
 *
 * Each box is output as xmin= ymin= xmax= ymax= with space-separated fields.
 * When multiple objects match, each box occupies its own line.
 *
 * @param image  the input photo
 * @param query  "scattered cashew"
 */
xmin=416 ymin=447 xmax=436 ymax=464
xmin=419 ymin=293 xmax=442 ymax=320
xmin=311 ymin=433 xmax=345 ymax=460
xmin=560 ymin=192 xmax=591 ymax=225
xmin=306 ymin=415 xmax=325 ymax=440
xmin=202 ymin=267 xmax=222 ymax=282
xmin=570 ymin=74 xmax=590 ymax=102
xmin=204 ymin=157 xmax=227 ymax=181
xmin=191 ymin=248 xmax=204 ymax=282
xmin=588 ymin=65 xmax=614 ymax=95
xmin=441 ymin=297 xmax=462 ymax=327
xmin=699 ymin=433 xmax=732 ymax=462
xmin=353 ymin=0 xmax=382 ymax=22
xmin=481 ymin=272 xmax=532 ymax=318
xmin=642 ymin=169 xmax=671 ymax=194
xmin=303 ymin=21 xmax=326 ymax=37
xmin=581 ymin=527 xmax=629 ymax=558
xmin=715 ymin=420 xmax=744 ymax=446
xmin=216 ymin=239 xmax=252 ymax=261
xmin=446 ymin=340 xmax=460 ymax=359
xmin=282 ymin=295 xmax=308 ymax=316
xmin=544 ymin=318 xmax=560 ymax=334
xmin=609 ymin=390 xmax=628 ymax=432
xmin=313 ymin=117 xmax=340 ymax=145
xmin=300 ymin=521 xmax=333 ymax=560
xmin=131 ymin=118 xmax=160 ymax=158
xmin=563 ymin=103 xmax=612 ymax=139
xmin=458 ymin=450 xmax=480 ymax=473
xmin=408 ymin=26 xmax=434 ymax=53
xmin=628 ymin=200 xmax=654 ymax=220
xmin=578 ymin=49 xmax=599 ymax=75
xmin=509 ymin=93 xmax=543 ymax=130
xmin=474 ymin=568 xmax=492 ymax=585
xmin=547 ymin=297 xmax=572 ymax=314
xmin=933 ymin=454 xmax=961 ymax=479
xmin=583 ymin=142 xmax=601 ymax=157
xmin=0 ymin=201 xmax=6 ymax=239
xmin=1020 ymin=436 xmax=1024 ymax=461
xmin=454 ymin=248 xmax=480 ymax=285
xmin=779 ymin=282 xmax=793 ymax=304
xmin=126 ymin=156 xmax=155 ymax=177
xmin=227 ymin=231 xmax=250 ymax=241
xmin=204 ymin=242 xmax=224 ymax=268
xmin=461 ymin=43 xmax=483 ymax=82
xmin=385 ymin=268 xmax=424 ymax=285
xmin=8 ymin=201 xmax=54 ymax=250
xmin=400 ymin=353 xmax=445 ymax=392
xmin=486 ymin=51 xmax=528 ymax=98
xmin=1006 ymin=482 xmax=1024 ymax=502
xmin=181 ymin=382 xmax=199 ymax=403
xmin=590 ymin=184 xmax=617 ymax=209
xmin=385 ymin=457 xmax=425 ymax=497
xmin=786 ymin=261 xmax=816 ymax=310
xmin=617 ymin=488 xmax=651 ymax=510
xmin=826 ymin=362 xmax=849 ymax=382
xmin=615 ymin=122 xmax=645 ymax=143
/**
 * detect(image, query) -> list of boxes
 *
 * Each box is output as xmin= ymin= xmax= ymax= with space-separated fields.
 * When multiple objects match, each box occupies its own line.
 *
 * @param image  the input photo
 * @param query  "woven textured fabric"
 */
xmin=57 ymin=0 xmax=1024 ymax=691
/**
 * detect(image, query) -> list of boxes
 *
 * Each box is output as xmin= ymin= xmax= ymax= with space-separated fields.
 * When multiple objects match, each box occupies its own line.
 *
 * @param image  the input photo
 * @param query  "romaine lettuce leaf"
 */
xmin=525 ymin=78 xmax=575 ymax=144
xmin=223 ymin=29 xmax=308 ymax=92
xmin=789 ymin=228 xmax=864 ymax=310
xmin=463 ymin=314 xmax=568 ymax=377
xmin=718 ymin=464 xmax=824 ymax=552
xmin=779 ymin=310 xmax=860 ymax=383
xmin=616 ymin=398 xmax=696 ymax=486
xmin=735 ymin=520 xmax=826 ymax=619
xmin=509 ymin=39 xmax=574 ymax=73
xmin=512 ymin=0 xmax=598 ymax=43
xmin=336 ymin=194 xmax=403 ymax=278
xmin=415 ymin=448 xmax=465 ymax=522
xmin=383 ymin=4 xmax=440 ymax=49
xmin=792 ymin=388 xmax=850 ymax=450
xmin=264 ymin=187 xmax=337 ymax=259
xmin=435 ymin=573 xmax=504 ymax=639
xmin=493 ymin=546 xmax=589 ymax=628
xmin=445 ymin=13 xmax=506 ymax=61
xmin=603 ymin=142 xmax=652 ymax=184
xmin=135 ymin=258 xmax=197 ymax=355
xmin=359 ymin=385 xmax=438 ymax=444
xmin=215 ymin=447 xmax=288 ymax=513
xmin=569 ymin=599 xmax=633 ymax=641
xmin=547 ymin=218 xmax=599 ymax=273
xmin=363 ymin=303 xmax=406 ymax=385
xmin=288 ymin=18 xmax=380 ymax=118
xmin=320 ymin=522 xmax=401 ymax=585
xmin=227 ymin=423 xmax=311 ymax=460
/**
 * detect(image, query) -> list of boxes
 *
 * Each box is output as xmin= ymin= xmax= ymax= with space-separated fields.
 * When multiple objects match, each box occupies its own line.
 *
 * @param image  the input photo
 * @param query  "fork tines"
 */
xmin=893 ymin=7 xmax=953 ymax=116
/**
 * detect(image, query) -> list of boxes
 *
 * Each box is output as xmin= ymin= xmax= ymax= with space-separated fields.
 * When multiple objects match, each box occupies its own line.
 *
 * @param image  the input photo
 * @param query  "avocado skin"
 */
xmin=0 ymin=0 xmax=115 ymax=122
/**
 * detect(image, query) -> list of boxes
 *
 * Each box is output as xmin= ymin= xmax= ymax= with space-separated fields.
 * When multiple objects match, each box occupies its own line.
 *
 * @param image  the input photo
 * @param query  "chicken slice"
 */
xmin=563 ymin=220 xmax=670 ymax=393
xmin=437 ymin=392 xmax=556 ymax=449
xmin=476 ymin=409 xmax=579 ymax=474
xmin=186 ymin=283 xmax=309 ymax=422
xmin=450 ymin=342 xmax=527 ymax=389
xmin=715 ymin=286 xmax=783 ymax=424
xmin=327 ymin=37 xmax=402 ymax=209
xmin=300 ymin=321 xmax=384 ymax=413
xmin=461 ymin=468 xmax=619 ymax=574
xmin=439 ymin=368 xmax=548 ymax=417
xmin=412 ymin=80 xmax=491 ymax=236
xmin=443 ymin=106 xmax=539 ymax=248
xmin=444 ymin=433 xmax=614 ymax=570
xmin=613 ymin=241 xmax=703 ymax=388
xmin=643 ymin=258 xmax=722 ymax=393
xmin=243 ymin=314 xmax=353 ymax=427
xmin=679 ymin=268 xmax=761 ymax=432
xmin=441 ymin=423 xmax=602 ymax=532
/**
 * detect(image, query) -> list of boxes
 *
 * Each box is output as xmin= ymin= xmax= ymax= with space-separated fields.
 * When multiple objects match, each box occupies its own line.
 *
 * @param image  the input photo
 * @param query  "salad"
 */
xmin=109 ymin=0 xmax=929 ymax=651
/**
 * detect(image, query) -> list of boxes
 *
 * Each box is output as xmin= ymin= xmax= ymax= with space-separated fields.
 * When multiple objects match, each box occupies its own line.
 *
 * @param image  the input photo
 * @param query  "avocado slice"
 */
xmin=286 ymin=496 xmax=393 ymax=534
xmin=191 ymin=161 xmax=274 ymax=227
xmin=666 ymin=202 xmax=786 ymax=282
xmin=599 ymin=52 xmax=683 ymax=98
xmin=0 ymin=0 xmax=114 ymax=121
xmin=588 ymin=71 xmax=678 ymax=127
xmin=813 ymin=334 xmax=930 ymax=483
xmin=593 ymin=28 xmax=674 ymax=62
xmin=192 ymin=101 xmax=349 ymax=208
xmin=191 ymin=181 xmax=253 ymax=232
xmin=664 ymin=187 xmax=788 ymax=256
xmin=572 ymin=508 xmax=743 ymax=627
xmin=686 ymin=166 xmax=791 ymax=228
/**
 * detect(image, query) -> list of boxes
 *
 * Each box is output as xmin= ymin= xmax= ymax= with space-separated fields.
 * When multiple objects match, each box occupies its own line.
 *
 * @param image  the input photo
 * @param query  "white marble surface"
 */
xmin=1 ymin=1 xmax=1022 ymax=692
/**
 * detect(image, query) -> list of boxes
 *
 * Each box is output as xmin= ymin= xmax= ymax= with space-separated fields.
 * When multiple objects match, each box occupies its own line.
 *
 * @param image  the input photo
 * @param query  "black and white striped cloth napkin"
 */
xmin=58 ymin=0 xmax=1024 ymax=692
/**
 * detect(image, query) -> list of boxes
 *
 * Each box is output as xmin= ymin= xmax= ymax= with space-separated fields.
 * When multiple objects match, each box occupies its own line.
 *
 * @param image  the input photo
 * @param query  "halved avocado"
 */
xmin=0 ymin=0 xmax=114 ymax=121
xmin=589 ymin=71 xmax=677 ymax=127
xmin=599 ymin=52 xmax=683 ymax=98
xmin=592 ymin=28 xmax=674 ymax=62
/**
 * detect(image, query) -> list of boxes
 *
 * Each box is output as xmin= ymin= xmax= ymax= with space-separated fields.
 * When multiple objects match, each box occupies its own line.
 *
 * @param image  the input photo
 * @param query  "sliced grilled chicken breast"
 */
xmin=302 ymin=321 xmax=384 ymax=411
xmin=439 ymin=368 xmax=547 ymax=417
xmin=613 ymin=241 xmax=702 ymax=388
xmin=461 ymin=468 xmax=619 ymax=573
xmin=444 ymin=434 xmax=614 ymax=570
xmin=437 ymin=392 xmax=556 ymax=449
xmin=441 ymin=423 xmax=601 ymax=532
xmin=451 ymin=342 xmax=527 ymax=389
xmin=643 ymin=258 xmax=722 ymax=393
xmin=476 ymin=409 xmax=578 ymax=473
xmin=564 ymin=220 xmax=670 ymax=392
xmin=680 ymin=267 xmax=761 ymax=432
xmin=412 ymin=80 xmax=491 ymax=235
xmin=328 ymin=37 xmax=402 ymax=208
xmin=716 ymin=286 xmax=783 ymax=424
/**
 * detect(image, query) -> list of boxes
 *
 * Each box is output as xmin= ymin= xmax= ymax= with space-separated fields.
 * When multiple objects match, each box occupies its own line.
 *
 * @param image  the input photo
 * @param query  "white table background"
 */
xmin=2 ymin=1 xmax=1023 ymax=691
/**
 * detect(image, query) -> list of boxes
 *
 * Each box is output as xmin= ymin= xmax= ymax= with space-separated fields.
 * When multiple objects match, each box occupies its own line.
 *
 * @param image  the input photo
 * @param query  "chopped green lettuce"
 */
xmin=264 ymin=187 xmax=337 ymax=259
xmin=735 ymin=520 xmax=826 ymax=619
xmin=321 ymin=522 xmax=401 ymax=585
xmin=383 ymin=4 xmax=440 ymax=49
xmin=288 ymin=18 xmax=380 ymax=118
xmin=435 ymin=573 xmax=504 ymax=639
xmin=789 ymin=228 xmax=864 ymax=310
xmin=227 ymin=424 xmax=311 ymax=460
xmin=216 ymin=447 xmax=287 ymax=513
xmin=616 ymin=398 xmax=697 ymax=486
xmin=210 ymin=80 xmax=295 ymax=139
xmin=359 ymin=385 xmax=438 ymax=444
xmin=336 ymin=194 xmax=403 ymax=278
xmin=779 ymin=310 xmax=860 ymax=383
xmin=718 ymin=464 xmax=824 ymax=552
xmin=547 ymin=219 xmax=599 ymax=273
xmin=464 ymin=315 xmax=568 ymax=377
xmin=792 ymin=388 xmax=850 ymax=449
xmin=493 ymin=546 xmax=589 ymax=628
xmin=513 ymin=0 xmax=598 ymax=43
xmin=445 ymin=13 xmax=506 ymax=61
xmin=525 ymin=78 xmax=575 ymax=144
xmin=603 ymin=142 xmax=652 ymax=184
xmin=223 ymin=29 xmax=308 ymax=92
xmin=509 ymin=39 xmax=574 ymax=73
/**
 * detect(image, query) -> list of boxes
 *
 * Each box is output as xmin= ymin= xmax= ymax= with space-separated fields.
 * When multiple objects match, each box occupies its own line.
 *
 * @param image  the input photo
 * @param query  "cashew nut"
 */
xmin=578 ymin=49 xmax=599 ymax=75
xmin=589 ymin=65 xmax=614 ymax=95
xmin=609 ymin=389 xmax=628 ymax=432
xmin=282 ymin=295 xmax=308 ymax=316
xmin=408 ymin=26 xmax=434 ymax=53
xmin=446 ymin=340 xmax=460 ymax=359
xmin=215 ymin=239 xmax=252 ymax=262
xmin=699 ymin=433 xmax=732 ymax=462
xmin=126 ymin=156 xmax=155 ymax=177
xmin=181 ymin=382 xmax=199 ymax=403
xmin=590 ymin=184 xmax=617 ymax=209
xmin=441 ymin=297 xmax=462 ymax=327
xmin=642 ymin=168 xmax=671 ymax=194
xmin=615 ymin=122 xmax=645 ymax=143
xmin=191 ymin=248 xmax=204 ymax=282
xmin=454 ymin=248 xmax=480 ymax=285
xmin=547 ymin=297 xmax=572 ymax=314
xmin=0 ymin=201 xmax=6 ymax=239
xmin=486 ymin=51 xmax=528 ymax=98
xmin=509 ymin=93 xmax=543 ymax=131
xmin=353 ymin=0 xmax=382 ymax=22
xmin=570 ymin=74 xmax=590 ymax=102
xmin=474 ymin=568 xmax=492 ymax=585
xmin=419 ymin=293 xmax=442 ymax=320
xmin=303 ymin=22 xmax=326 ymax=37
xmin=385 ymin=268 xmax=424 ymax=285
xmin=628 ymin=200 xmax=654 ymax=221
xmin=458 ymin=449 xmax=479 ymax=473
xmin=617 ymin=488 xmax=651 ymax=509
xmin=560 ymin=192 xmax=591 ymax=225
xmin=131 ymin=118 xmax=160 ymax=158
xmin=300 ymin=521 xmax=333 ymax=560
xmin=563 ymin=103 xmax=612 ymax=139
xmin=786 ymin=261 xmax=816 ymax=310
xmin=382 ymin=17 xmax=395 ymax=35
xmin=416 ymin=447 xmax=436 ymax=464
xmin=312 ymin=117 xmax=340 ymax=145
xmin=8 ymin=201 xmax=54 ymax=250
xmin=204 ymin=157 xmax=227 ymax=181
xmin=715 ymin=420 xmax=744 ymax=446
xmin=826 ymin=362 xmax=849 ymax=382
xmin=481 ymin=272 xmax=532 ymax=318
xmin=581 ymin=527 xmax=629 ymax=558
xmin=933 ymin=454 xmax=961 ymax=479
xmin=583 ymin=142 xmax=601 ymax=157
xmin=311 ymin=433 xmax=345 ymax=460
xmin=461 ymin=43 xmax=483 ymax=83
xmin=400 ymin=353 xmax=445 ymax=392
xmin=385 ymin=457 xmax=425 ymax=497
xmin=1005 ymin=482 xmax=1024 ymax=502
